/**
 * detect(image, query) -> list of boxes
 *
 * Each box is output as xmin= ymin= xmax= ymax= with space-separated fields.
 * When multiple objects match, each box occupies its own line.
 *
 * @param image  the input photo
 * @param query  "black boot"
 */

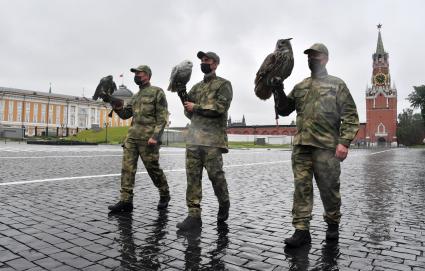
xmin=157 ymin=195 xmax=170 ymax=210
xmin=284 ymin=229 xmax=311 ymax=247
xmin=108 ymin=201 xmax=133 ymax=213
xmin=217 ymin=201 xmax=230 ymax=223
xmin=326 ymin=224 xmax=339 ymax=240
xmin=176 ymin=216 xmax=202 ymax=231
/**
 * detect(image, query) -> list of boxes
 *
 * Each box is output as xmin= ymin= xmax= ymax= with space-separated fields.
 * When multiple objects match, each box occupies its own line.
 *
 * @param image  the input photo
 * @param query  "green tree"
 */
xmin=407 ymin=85 xmax=425 ymax=126
xmin=396 ymin=108 xmax=424 ymax=146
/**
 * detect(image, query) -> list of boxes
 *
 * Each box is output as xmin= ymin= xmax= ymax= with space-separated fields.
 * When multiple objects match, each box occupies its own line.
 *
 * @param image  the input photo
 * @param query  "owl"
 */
xmin=92 ymin=75 xmax=117 ymax=102
xmin=254 ymin=38 xmax=294 ymax=100
xmin=168 ymin=60 xmax=193 ymax=92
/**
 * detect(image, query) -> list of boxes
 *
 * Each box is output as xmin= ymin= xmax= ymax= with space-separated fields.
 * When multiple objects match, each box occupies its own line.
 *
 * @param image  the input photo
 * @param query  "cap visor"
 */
xmin=304 ymin=48 xmax=325 ymax=55
xmin=197 ymin=51 xmax=207 ymax=60
xmin=130 ymin=68 xmax=138 ymax=73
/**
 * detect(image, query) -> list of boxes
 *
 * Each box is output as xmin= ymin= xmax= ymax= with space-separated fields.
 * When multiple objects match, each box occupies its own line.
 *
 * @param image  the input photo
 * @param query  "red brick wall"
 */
xmin=228 ymin=124 xmax=367 ymax=144
xmin=227 ymin=126 xmax=297 ymax=136
xmin=354 ymin=123 xmax=367 ymax=142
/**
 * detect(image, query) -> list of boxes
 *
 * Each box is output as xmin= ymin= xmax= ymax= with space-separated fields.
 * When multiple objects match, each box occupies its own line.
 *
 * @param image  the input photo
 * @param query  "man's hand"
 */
xmin=112 ymin=104 xmax=123 ymax=111
xmin=110 ymin=98 xmax=124 ymax=111
xmin=269 ymin=76 xmax=283 ymax=90
xmin=148 ymin=138 xmax=157 ymax=145
xmin=184 ymin=101 xmax=195 ymax=112
xmin=335 ymin=144 xmax=348 ymax=161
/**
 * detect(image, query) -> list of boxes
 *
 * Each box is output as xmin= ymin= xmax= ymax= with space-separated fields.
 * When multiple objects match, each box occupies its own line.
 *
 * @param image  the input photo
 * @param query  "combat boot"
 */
xmin=176 ymin=216 xmax=202 ymax=231
xmin=217 ymin=201 xmax=230 ymax=223
xmin=108 ymin=201 xmax=133 ymax=213
xmin=157 ymin=195 xmax=170 ymax=210
xmin=284 ymin=229 xmax=311 ymax=247
xmin=326 ymin=224 xmax=339 ymax=240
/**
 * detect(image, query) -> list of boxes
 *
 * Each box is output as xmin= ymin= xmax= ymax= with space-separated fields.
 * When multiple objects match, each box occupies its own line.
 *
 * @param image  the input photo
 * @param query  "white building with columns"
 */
xmin=0 ymin=85 xmax=133 ymax=137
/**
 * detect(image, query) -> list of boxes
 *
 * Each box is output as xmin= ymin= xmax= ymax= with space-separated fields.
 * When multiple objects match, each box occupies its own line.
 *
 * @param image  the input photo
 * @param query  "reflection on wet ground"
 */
xmin=109 ymin=210 xmax=169 ymax=270
xmin=362 ymin=153 xmax=395 ymax=242
xmin=0 ymin=146 xmax=424 ymax=270
xmin=285 ymin=243 xmax=312 ymax=270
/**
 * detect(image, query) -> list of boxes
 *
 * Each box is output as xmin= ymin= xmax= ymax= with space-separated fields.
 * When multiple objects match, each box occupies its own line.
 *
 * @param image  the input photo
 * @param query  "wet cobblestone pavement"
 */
xmin=0 ymin=143 xmax=424 ymax=270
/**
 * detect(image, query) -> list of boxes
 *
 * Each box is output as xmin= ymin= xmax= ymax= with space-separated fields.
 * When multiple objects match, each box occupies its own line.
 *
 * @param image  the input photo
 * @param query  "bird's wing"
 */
xmin=168 ymin=66 xmax=178 ymax=90
xmin=170 ymin=66 xmax=178 ymax=81
xmin=110 ymin=81 xmax=117 ymax=95
xmin=281 ymin=54 xmax=295 ymax=81
xmin=255 ymin=53 xmax=276 ymax=84
xmin=93 ymin=82 xmax=102 ymax=100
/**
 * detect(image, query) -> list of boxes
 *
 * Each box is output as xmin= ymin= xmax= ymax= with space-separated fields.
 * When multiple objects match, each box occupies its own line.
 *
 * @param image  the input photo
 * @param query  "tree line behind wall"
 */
xmin=396 ymin=85 xmax=425 ymax=146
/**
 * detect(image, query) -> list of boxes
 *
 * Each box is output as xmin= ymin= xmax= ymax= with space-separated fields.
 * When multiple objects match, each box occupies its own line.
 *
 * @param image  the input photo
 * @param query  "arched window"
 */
xmin=377 ymin=123 xmax=386 ymax=134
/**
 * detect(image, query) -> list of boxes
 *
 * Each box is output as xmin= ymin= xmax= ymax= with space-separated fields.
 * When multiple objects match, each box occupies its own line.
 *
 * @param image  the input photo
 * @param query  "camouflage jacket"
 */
xmin=278 ymin=70 xmax=359 ymax=149
xmin=115 ymin=83 xmax=168 ymax=142
xmin=184 ymin=73 xmax=233 ymax=152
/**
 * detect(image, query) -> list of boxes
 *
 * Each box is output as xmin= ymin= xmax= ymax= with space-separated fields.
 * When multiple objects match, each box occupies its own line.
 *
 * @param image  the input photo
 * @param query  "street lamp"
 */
xmin=46 ymin=97 xmax=50 ymax=137
xmin=166 ymin=120 xmax=171 ymax=146
xmin=104 ymin=121 xmax=108 ymax=143
xmin=65 ymin=99 xmax=69 ymax=137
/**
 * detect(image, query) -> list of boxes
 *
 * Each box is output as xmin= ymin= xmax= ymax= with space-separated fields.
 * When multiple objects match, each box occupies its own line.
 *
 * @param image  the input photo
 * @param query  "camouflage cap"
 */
xmin=197 ymin=51 xmax=220 ymax=64
xmin=130 ymin=65 xmax=152 ymax=77
xmin=304 ymin=43 xmax=329 ymax=57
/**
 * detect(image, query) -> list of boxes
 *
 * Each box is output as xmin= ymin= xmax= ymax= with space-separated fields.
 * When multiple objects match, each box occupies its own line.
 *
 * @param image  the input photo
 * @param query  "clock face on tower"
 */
xmin=374 ymin=73 xmax=386 ymax=85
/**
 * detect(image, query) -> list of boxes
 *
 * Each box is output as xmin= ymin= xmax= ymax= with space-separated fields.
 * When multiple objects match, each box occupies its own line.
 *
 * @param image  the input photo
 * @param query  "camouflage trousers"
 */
xmin=186 ymin=145 xmax=229 ymax=218
xmin=120 ymin=138 xmax=169 ymax=202
xmin=291 ymin=145 xmax=341 ymax=230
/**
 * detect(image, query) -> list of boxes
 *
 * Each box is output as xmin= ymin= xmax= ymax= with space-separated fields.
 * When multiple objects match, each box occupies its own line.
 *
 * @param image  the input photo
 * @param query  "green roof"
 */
xmin=376 ymin=29 xmax=386 ymax=55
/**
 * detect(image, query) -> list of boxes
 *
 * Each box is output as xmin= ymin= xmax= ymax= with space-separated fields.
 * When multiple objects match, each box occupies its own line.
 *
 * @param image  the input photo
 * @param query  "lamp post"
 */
xmin=166 ymin=120 xmax=171 ymax=146
xmin=65 ymin=99 xmax=69 ymax=137
xmin=46 ymin=97 xmax=50 ymax=137
xmin=104 ymin=121 xmax=108 ymax=143
xmin=46 ymin=83 xmax=52 ymax=137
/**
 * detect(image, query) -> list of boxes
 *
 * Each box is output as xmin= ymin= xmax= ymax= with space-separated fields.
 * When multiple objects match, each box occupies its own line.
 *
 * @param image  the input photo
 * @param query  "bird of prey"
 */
xmin=168 ymin=60 xmax=193 ymax=92
xmin=92 ymin=75 xmax=117 ymax=103
xmin=167 ymin=60 xmax=193 ymax=104
xmin=254 ymin=38 xmax=294 ymax=100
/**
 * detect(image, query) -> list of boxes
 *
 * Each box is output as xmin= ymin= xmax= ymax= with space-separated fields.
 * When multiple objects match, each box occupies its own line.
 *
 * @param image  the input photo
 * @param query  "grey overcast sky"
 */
xmin=1 ymin=0 xmax=423 ymax=126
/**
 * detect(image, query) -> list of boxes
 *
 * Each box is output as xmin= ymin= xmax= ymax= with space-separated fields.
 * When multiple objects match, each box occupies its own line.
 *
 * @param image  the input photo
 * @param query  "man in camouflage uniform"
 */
xmin=275 ymin=43 xmax=359 ymax=247
xmin=108 ymin=65 xmax=170 ymax=213
xmin=176 ymin=51 xmax=233 ymax=231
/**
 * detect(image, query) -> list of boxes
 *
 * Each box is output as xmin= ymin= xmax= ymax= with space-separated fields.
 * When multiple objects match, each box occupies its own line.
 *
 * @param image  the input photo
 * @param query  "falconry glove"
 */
xmin=175 ymin=83 xmax=189 ymax=105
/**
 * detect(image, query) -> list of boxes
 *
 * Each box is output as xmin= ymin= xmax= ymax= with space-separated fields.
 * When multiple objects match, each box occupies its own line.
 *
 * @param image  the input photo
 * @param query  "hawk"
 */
xmin=168 ymin=60 xmax=193 ymax=91
xmin=92 ymin=75 xmax=117 ymax=103
xmin=254 ymin=38 xmax=294 ymax=100
xmin=167 ymin=60 xmax=193 ymax=104
xmin=92 ymin=75 xmax=122 ymax=118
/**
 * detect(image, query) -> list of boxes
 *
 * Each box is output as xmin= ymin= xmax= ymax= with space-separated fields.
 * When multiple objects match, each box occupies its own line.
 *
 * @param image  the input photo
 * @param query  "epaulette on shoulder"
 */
xmin=151 ymin=85 xmax=163 ymax=91
xmin=295 ymin=77 xmax=311 ymax=88
xmin=327 ymin=75 xmax=344 ymax=83
xmin=216 ymin=76 xmax=230 ymax=84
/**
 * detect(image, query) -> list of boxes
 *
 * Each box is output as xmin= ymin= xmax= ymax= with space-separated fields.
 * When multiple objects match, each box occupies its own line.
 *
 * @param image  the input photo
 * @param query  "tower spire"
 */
xmin=376 ymin=24 xmax=385 ymax=55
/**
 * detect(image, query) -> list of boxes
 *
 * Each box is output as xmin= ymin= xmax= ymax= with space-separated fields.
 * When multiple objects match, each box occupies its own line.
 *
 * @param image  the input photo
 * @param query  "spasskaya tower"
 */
xmin=365 ymin=24 xmax=397 ymax=147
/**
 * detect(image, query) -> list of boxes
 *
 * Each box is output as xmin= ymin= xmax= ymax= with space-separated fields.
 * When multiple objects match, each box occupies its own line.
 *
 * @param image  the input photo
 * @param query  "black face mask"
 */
xmin=134 ymin=76 xmax=145 ymax=86
xmin=308 ymin=58 xmax=324 ymax=73
xmin=200 ymin=63 xmax=212 ymax=74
